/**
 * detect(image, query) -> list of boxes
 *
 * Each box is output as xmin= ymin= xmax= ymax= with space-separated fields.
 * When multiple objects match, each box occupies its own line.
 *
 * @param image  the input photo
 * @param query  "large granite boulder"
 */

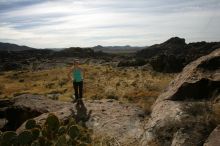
xmin=140 ymin=48 xmax=220 ymax=146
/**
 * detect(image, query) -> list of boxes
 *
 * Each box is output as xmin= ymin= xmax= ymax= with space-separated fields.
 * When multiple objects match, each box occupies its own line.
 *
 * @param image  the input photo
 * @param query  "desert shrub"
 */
xmin=90 ymin=94 xmax=102 ymax=100
xmin=48 ymin=89 xmax=66 ymax=95
xmin=3 ymin=62 xmax=22 ymax=71
xmin=0 ymin=114 xmax=92 ymax=146
xmin=45 ymin=83 xmax=55 ymax=89
xmin=116 ymin=82 xmax=120 ymax=89
xmin=47 ymin=95 xmax=59 ymax=100
xmin=106 ymin=95 xmax=119 ymax=100
xmin=104 ymin=87 xmax=118 ymax=100
xmin=138 ymin=97 xmax=156 ymax=115
xmin=19 ymin=79 xmax=25 ymax=82
xmin=93 ymin=135 xmax=124 ymax=146
xmin=117 ymin=58 xmax=147 ymax=67
xmin=58 ymin=78 xmax=68 ymax=87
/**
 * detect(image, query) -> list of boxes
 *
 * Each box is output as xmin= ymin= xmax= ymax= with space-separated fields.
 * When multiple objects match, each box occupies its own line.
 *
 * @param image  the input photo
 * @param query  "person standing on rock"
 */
xmin=68 ymin=59 xmax=85 ymax=102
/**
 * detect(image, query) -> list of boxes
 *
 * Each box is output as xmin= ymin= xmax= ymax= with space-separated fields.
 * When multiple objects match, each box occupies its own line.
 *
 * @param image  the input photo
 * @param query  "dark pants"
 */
xmin=73 ymin=81 xmax=83 ymax=99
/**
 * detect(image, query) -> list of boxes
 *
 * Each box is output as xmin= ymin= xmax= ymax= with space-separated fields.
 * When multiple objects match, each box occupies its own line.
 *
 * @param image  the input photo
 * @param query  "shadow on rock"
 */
xmin=72 ymin=99 xmax=92 ymax=127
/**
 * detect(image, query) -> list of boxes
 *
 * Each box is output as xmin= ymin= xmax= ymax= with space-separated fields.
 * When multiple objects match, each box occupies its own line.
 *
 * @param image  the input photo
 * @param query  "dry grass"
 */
xmin=0 ymin=63 xmax=175 ymax=108
xmin=213 ymin=104 xmax=220 ymax=124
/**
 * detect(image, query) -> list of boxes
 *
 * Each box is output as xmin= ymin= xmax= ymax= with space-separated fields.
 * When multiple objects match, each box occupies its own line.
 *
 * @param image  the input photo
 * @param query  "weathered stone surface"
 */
xmin=0 ymin=94 xmax=147 ymax=145
xmin=141 ymin=48 xmax=220 ymax=146
xmin=204 ymin=125 xmax=220 ymax=146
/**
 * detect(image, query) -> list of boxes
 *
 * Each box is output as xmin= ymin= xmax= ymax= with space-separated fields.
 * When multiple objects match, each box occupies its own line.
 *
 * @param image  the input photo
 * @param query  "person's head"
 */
xmin=74 ymin=59 xmax=80 ymax=67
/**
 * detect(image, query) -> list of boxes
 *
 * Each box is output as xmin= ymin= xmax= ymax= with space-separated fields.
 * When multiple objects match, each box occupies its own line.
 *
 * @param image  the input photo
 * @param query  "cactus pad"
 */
xmin=1 ymin=131 xmax=17 ymax=146
xmin=31 ymin=140 xmax=41 ymax=146
xmin=31 ymin=128 xmax=40 ymax=140
xmin=58 ymin=126 xmax=66 ymax=136
xmin=25 ymin=119 xmax=37 ymax=129
xmin=18 ymin=130 xmax=33 ymax=145
xmin=45 ymin=113 xmax=60 ymax=133
xmin=68 ymin=125 xmax=80 ymax=139
xmin=55 ymin=135 xmax=67 ymax=146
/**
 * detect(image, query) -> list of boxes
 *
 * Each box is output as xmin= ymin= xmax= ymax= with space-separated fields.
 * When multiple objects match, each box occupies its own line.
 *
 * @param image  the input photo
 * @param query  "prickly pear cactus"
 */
xmin=31 ymin=140 xmax=40 ymax=146
xmin=68 ymin=117 xmax=77 ymax=127
xmin=0 ymin=130 xmax=2 ymax=142
xmin=55 ymin=135 xmax=67 ymax=146
xmin=41 ymin=126 xmax=49 ymax=138
xmin=35 ymin=124 xmax=42 ymax=129
xmin=58 ymin=126 xmax=66 ymax=136
xmin=79 ymin=133 xmax=92 ymax=144
xmin=68 ymin=125 xmax=80 ymax=139
xmin=38 ymin=137 xmax=47 ymax=146
xmin=1 ymin=131 xmax=17 ymax=146
xmin=1 ymin=113 xmax=93 ymax=146
xmin=45 ymin=113 xmax=60 ymax=133
xmin=18 ymin=130 xmax=33 ymax=145
xmin=25 ymin=119 xmax=37 ymax=129
xmin=31 ymin=128 xmax=40 ymax=140
xmin=67 ymin=138 xmax=80 ymax=146
xmin=78 ymin=143 xmax=88 ymax=146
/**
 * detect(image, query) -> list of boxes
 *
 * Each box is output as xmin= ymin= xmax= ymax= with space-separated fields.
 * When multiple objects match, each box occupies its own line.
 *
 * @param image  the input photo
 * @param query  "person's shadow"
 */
xmin=72 ymin=99 xmax=92 ymax=127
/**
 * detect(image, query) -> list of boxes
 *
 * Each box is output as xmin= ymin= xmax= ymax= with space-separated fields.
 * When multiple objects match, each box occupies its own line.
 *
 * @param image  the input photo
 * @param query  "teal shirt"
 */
xmin=72 ymin=68 xmax=83 ymax=82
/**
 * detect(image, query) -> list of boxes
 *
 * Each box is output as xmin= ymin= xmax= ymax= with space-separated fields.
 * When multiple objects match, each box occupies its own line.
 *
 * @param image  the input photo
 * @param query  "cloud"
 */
xmin=0 ymin=0 xmax=220 ymax=48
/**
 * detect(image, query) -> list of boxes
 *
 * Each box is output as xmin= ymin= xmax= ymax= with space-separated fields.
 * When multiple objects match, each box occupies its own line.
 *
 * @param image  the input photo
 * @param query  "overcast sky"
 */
xmin=0 ymin=0 xmax=220 ymax=48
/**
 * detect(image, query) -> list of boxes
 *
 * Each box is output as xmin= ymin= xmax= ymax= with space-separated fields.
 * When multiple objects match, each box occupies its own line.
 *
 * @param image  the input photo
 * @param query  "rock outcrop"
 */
xmin=136 ymin=37 xmax=220 ymax=72
xmin=0 ymin=94 xmax=147 ymax=145
xmin=204 ymin=125 xmax=220 ymax=146
xmin=140 ymin=48 xmax=220 ymax=146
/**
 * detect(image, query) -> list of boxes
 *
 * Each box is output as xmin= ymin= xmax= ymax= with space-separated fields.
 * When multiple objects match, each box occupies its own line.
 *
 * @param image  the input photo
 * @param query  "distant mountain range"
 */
xmin=0 ymin=37 xmax=220 ymax=73
xmin=0 ymin=42 xmax=35 ymax=52
xmin=0 ymin=42 xmax=146 ymax=53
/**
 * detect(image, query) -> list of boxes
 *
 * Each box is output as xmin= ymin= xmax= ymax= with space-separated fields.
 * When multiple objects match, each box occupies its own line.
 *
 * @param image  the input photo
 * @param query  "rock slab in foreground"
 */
xmin=0 ymin=94 xmax=147 ymax=145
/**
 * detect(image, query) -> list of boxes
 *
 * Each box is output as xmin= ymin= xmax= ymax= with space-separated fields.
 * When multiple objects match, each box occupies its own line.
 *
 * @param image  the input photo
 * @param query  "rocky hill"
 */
xmin=136 ymin=37 xmax=220 ymax=72
xmin=0 ymin=42 xmax=35 ymax=52
xmin=1 ymin=38 xmax=219 ymax=73
xmin=0 ymin=46 xmax=110 ymax=71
